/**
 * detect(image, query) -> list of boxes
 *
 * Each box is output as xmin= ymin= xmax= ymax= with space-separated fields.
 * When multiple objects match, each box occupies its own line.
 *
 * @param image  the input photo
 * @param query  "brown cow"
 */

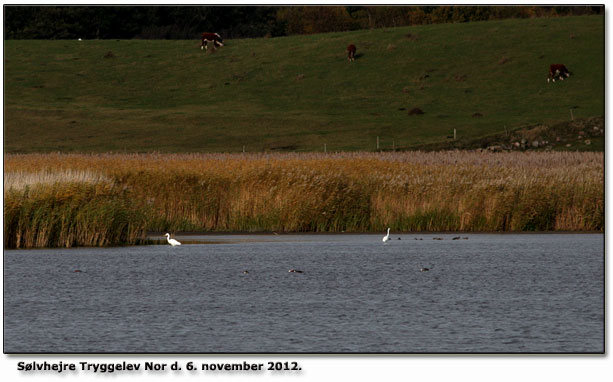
xmin=201 ymin=32 xmax=224 ymax=51
xmin=547 ymin=64 xmax=570 ymax=83
xmin=347 ymin=44 xmax=356 ymax=62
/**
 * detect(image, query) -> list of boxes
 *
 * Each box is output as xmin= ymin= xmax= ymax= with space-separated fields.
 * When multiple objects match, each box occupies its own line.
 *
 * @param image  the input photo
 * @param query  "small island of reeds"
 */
xmin=3 ymin=151 xmax=603 ymax=249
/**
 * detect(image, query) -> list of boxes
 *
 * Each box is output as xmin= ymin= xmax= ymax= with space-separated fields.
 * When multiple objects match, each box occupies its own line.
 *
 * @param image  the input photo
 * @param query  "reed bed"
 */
xmin=4 ymin=169 xmax=112 ymax=191
xmin=4 ymin=151 xmax=603 ymax=248
xmin=4 ymin=168 xmax=146 ymax=248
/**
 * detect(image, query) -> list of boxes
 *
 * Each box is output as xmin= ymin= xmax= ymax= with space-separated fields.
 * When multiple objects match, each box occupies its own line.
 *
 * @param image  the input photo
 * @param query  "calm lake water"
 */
xmin=3 ymin=233 xmax=604 ymax=353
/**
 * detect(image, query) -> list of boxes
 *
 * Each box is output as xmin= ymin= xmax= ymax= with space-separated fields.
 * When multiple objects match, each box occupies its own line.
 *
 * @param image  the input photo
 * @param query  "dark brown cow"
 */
xmin=347 ymin=44 xmax=356 ymax=62
xmin=548 ymin=64 xmax=570 ymax=83
xmin=201 ymin=33 xmax=224 ymax=51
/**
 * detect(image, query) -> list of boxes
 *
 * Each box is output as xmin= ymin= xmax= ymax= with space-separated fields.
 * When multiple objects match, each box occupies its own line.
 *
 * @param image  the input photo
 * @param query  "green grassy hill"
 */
xmin=3 ymin=15 xmax=604 ymax=153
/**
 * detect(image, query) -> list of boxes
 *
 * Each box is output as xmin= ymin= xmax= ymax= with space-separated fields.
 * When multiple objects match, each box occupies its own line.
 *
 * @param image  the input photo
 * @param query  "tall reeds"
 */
xmin=4 ymin=169 xmax=146 ymax=248
xmin=4 ymin=151 xmax=603 ymax=248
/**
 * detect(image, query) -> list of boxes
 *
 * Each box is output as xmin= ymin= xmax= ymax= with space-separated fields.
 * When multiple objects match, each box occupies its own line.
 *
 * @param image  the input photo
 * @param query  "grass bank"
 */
xmin=3 ymin=15 xmax=604 ymax=153
xmin=4 ymin=152 xmax=603 ymax=248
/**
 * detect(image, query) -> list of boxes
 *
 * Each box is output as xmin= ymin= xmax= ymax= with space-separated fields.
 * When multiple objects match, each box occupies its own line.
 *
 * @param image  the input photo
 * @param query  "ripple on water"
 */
xmin=3 ymin=233 xmax=604 ymax=353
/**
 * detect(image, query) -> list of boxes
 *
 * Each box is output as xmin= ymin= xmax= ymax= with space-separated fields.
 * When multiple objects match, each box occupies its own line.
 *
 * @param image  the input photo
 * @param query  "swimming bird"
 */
xmin=420 ymin=268 xmax=430 ymax=272
xmin=382 ymin=228 xmax=391 ymax=243
xmin=164 ymin=233 xmax=181 ymax=246
xmin=243 ymin=270 xmax=249 ymax=274
xmin=288 ymin=269 xmax=303 ymax=273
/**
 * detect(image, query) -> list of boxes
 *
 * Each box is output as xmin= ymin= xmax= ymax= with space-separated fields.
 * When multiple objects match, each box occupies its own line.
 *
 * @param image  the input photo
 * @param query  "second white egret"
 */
xmin=382 ymin=228 xmax=391 ymax=243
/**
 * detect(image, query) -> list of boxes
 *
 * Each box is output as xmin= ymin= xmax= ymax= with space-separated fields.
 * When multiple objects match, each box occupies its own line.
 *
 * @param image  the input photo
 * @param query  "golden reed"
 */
xmin=4 ymin=151 xmax=603 ymax=248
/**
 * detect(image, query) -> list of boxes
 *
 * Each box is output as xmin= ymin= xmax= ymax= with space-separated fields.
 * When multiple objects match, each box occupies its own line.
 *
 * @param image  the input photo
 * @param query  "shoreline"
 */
xmin=4 ymin=231 xmax=604 ymax=251
xmin=149 ymin=230 xmax=604 ymax=236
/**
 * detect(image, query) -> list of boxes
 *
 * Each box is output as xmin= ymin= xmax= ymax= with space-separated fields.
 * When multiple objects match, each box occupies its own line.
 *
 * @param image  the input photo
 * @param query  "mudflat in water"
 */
xmin=3 ymin=233 xmax=604 ymax=353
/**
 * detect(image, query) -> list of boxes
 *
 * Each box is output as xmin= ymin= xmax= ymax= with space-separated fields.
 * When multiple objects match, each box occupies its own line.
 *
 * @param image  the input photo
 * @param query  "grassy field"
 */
xmin=4 ymin=152 xmax=603 ymax=248
xmin=3 ymin=15 xmax=604 ymax=153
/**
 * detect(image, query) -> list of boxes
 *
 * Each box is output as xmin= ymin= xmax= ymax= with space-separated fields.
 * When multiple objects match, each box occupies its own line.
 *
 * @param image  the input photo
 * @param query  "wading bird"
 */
xmin=164 ymin=233 xmax=181 ymax=246
xmin=382 ymin=228 xmax=391 ymax=243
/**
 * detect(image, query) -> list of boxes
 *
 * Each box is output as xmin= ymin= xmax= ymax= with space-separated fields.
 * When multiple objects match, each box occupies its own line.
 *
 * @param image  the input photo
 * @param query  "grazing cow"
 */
xmin=201 ymin=32 xmax=224 ymax=51
xmin=347 ymin=44 xmax=356 ymax=62
xmin=547 ymin=64 xmax=570 ymax=83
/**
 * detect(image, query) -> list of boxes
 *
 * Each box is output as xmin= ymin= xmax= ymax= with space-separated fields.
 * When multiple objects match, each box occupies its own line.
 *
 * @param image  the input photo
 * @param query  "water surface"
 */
xmin=4 ymin=233 xmax=604 ymax=353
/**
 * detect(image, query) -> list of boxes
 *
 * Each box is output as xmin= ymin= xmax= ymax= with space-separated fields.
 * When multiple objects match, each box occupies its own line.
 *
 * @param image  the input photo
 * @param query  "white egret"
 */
xmin=164 ymin=233 xmax=181 ymax=246
xmin=382 ymin=228 xmax=391 ymax=243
